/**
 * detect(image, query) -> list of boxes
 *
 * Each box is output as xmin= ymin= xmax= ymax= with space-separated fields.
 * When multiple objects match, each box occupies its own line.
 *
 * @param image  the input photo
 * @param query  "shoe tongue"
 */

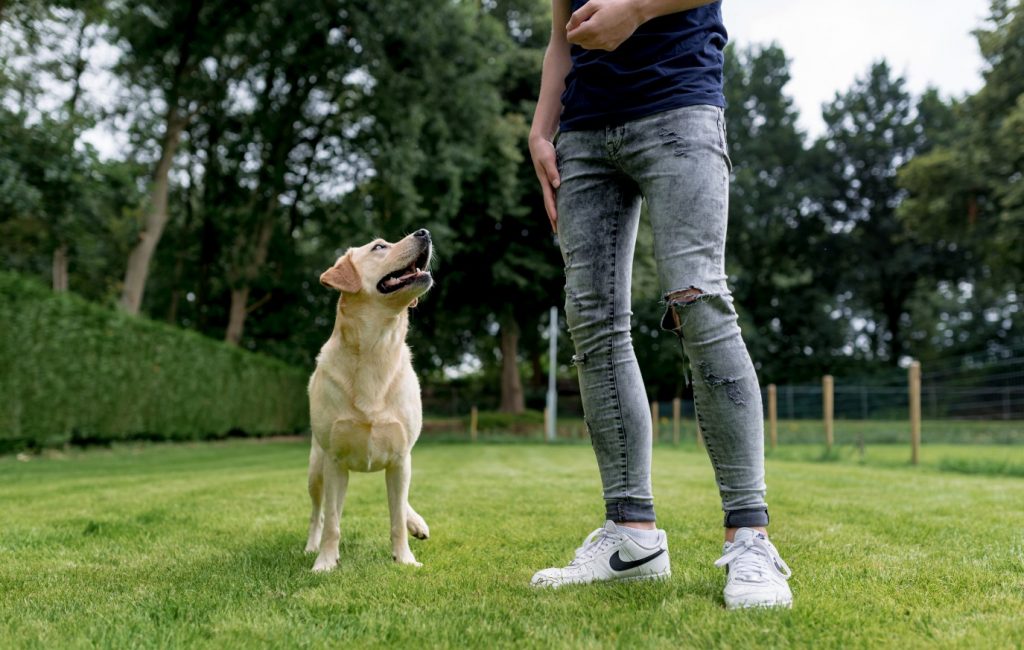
xmin=603 ymin=520 xmax=618 ymax=534
xmin=732 ymin=528 xmax=761 ymax=544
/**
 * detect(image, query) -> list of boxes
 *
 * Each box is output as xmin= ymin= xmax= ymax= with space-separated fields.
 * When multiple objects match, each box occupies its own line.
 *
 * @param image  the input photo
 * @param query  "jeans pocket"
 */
xmin=552 ymin=129 xmax=564 ymax=172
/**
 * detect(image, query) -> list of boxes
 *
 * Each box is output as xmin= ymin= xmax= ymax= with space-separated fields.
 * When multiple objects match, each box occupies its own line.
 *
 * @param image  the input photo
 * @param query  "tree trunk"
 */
xmin=224 ymin=287 xmax=250 ymax=345
xmin=119 ymin=110 xmax=188 ymax=315
xmin=52 ymin=245 xmax=69 ymax=292
xmin=887 ymin=308 xmax=905 ymax=363
xmin=49 ymin=18 xmax=85 ymax=297
xmin=224 ymin=217 xmax=275 ymax=345
xmin=499 ymin=314 xmax=525 ymax=413
xmin=881 ymin=287 xmax=910 ymax=364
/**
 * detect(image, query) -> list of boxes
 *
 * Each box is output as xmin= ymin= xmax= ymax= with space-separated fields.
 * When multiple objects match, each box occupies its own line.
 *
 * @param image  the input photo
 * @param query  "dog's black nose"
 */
xmin=414 ymin=229 xmax=430 ymax=240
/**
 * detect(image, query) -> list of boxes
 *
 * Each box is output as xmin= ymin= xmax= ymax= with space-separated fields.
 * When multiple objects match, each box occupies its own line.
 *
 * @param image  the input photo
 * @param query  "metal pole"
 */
xmin=546 ymin=306 xmax=558 ymax=442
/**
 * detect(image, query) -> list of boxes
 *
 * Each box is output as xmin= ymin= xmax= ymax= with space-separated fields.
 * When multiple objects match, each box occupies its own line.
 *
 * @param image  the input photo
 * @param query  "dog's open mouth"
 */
xmin=377 ymin=246 xmax=431 ymax=294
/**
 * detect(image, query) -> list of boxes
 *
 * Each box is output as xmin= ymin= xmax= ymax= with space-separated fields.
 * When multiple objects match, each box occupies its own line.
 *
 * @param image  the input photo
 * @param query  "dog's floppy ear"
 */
xmin=320 ymin=253 xmax=361 ymax=293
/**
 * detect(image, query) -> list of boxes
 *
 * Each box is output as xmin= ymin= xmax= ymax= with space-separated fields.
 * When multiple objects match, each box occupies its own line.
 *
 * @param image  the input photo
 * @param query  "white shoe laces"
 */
xmin=714 ymin=535 xmax=792 ymax=581
xmin=569 ymin=527 xmax=623 ymax=567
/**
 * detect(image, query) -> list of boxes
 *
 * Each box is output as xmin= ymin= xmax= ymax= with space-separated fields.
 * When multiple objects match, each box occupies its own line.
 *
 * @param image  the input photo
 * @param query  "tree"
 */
xmin=900 ymin=0 xmax=1024 ymax=285
xmin=0 ymin=1 xmax=135 ymax=297
xmin=814 ymin=61 xmax=965 ymax=364
xmin=111 ymin=0 xmax=248 ymax=314
xmin=721 ymin=44 xmax=847 ymax=382
xmin=342 ymin=0 xmax=563 ymax=412
xmin=215 ymin=0 xmax=356 ymax=345
xmin=896 ymin=0 xmax=1023 ymax=359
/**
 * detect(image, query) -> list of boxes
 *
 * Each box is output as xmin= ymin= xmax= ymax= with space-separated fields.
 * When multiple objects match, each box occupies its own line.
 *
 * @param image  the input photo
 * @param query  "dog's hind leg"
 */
xmin=305 ymin=442 xmax=325 ymax=553
xmin=312 ymin=460 xmax=349 ymax=572
xmin=406 ymin=504 xmax=429 ymax=540
xmin=386 ymin=453 xmax=421 ymax=566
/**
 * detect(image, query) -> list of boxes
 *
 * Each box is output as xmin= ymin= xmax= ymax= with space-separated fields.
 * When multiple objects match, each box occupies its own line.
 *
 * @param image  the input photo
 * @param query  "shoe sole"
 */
xmin=532 ymin=569 xmax=672 ymax=589
xmin=725 ymin=597 xmax=793 ymax=610
xmin=613 ymin=570 xmax=672 ymax=585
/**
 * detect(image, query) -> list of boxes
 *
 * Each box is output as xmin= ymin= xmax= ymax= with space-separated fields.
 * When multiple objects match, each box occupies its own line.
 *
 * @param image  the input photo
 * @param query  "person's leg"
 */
xmin=555 ymin=126 xmax=655 ymax=526
xmin=620 ymin=104 xmax=791 ymax=607
xmin=621 ymin=104 xmax=768 ymax=532
xmin=531 ymin=126 xmax=671 ymax=587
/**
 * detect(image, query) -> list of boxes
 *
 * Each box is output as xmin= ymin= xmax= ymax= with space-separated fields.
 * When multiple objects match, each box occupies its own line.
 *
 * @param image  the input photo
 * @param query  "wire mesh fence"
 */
xmin=424 ymin=350 xmax=1024 ymax=448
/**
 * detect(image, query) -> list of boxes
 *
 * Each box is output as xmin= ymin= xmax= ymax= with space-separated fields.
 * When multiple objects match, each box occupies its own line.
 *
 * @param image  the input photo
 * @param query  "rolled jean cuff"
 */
xmin=724 ymin=508 xmax=769 ymax=528
xmin=605 ymin=499 xmax=656 ymax=523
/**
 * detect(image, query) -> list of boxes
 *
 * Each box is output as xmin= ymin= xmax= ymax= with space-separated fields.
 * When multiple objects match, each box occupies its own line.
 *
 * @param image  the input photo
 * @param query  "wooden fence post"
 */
xmin=909 ymin=361 xmax=921 ymax=465
xmin=768 ymin=383 xmax=778 ymax=450
xmin=672 ymin=398 xmax=681 ymax=446
xmin=650 ymin=401 xmax=659 ymax=442
xmin=823 ymin=375 xmax=834 ymax=453
xmin=470 ymin=405 xmax=478 ymax=443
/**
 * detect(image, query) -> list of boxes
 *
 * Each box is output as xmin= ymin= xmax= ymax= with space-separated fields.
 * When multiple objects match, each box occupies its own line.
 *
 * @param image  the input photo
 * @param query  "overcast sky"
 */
xmin=722 ymin=0 xmax=994 ymax=139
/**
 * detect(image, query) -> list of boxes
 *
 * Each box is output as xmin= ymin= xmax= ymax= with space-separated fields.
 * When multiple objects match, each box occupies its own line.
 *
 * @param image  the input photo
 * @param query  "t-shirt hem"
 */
xmin=559 ymin=94 xmax=725 ymax=132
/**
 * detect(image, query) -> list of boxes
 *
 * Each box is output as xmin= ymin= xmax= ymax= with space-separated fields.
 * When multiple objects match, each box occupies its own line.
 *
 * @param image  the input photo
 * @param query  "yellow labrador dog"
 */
xmin=306 ymin=229 xmax=433 ymax=571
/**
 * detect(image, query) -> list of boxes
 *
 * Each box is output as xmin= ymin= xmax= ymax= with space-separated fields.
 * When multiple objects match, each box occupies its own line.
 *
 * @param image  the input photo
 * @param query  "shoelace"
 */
xmin=714 ymin=535 xmax=792 ymax=581
xmin=569 ymin=528 xmax=623 ymax=566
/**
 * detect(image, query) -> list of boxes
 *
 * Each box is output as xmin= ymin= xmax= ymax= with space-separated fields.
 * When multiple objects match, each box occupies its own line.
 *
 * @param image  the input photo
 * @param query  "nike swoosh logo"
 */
xmin=609 ymin=548 xmax=665 ymax=572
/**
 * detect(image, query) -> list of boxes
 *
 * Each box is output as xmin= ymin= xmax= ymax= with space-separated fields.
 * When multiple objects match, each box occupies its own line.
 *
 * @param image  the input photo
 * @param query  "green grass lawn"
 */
xmin=2 ymin=440 xmax=1023 ymax=649
xmin=765 ymin=442 xmax=1024 ymax=477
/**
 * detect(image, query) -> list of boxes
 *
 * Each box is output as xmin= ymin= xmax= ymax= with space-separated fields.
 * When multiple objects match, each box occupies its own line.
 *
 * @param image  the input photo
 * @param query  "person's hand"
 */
xmin=529 ymin=134 xmax=560 ymax=233
xmin=566 ymin=0 xmax=644 ymax=51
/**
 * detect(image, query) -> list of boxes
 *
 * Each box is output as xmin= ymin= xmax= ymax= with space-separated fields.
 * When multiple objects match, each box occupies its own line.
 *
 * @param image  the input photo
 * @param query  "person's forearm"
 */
xmin=531 ymin=40 xmax=572 ymax=141
xmin=634 ymin=0 xmax=718 ymax=23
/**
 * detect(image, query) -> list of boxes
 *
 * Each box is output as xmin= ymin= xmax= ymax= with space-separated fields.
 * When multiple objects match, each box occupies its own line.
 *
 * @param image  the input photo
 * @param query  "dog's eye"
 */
xmin=372 ymin=243 xmax=388 ymax=251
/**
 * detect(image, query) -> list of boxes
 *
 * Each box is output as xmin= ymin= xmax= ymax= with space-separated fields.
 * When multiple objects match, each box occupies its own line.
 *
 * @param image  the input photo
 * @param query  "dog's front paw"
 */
xmin=305 ymin=530 xmax=323 ymax=553
xmin=407 ymin=513 xmax=430 ymax=540
xmin=392 ymin=550 xmax=422 ymax=567
xmin=312 ymin=552 xmax=339 ymax=572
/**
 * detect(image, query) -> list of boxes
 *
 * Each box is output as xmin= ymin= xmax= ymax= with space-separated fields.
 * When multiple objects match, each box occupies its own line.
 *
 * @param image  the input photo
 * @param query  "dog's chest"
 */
xmin=310 ymin=337 xmax=418 ymax=472
xmin=329 ymin=420 xmax=406 ymax=472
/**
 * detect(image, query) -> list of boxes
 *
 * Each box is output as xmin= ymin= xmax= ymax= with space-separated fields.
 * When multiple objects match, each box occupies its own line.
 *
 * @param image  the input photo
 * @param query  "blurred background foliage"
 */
xmin=0 ymin=0 xmax=1021 ymax=419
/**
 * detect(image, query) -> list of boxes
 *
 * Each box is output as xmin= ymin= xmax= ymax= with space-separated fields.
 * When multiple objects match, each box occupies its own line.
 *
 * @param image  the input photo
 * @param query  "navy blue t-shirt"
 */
xmin=559 ymin=0 xmax=727 ymax=131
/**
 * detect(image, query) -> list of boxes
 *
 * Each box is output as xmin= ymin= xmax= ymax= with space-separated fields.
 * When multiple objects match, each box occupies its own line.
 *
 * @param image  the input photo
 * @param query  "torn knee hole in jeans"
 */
xmin=697 ymin=360 xmax=747 ymax=406
xmin=660 ymin=287 xmax=713 ymax=332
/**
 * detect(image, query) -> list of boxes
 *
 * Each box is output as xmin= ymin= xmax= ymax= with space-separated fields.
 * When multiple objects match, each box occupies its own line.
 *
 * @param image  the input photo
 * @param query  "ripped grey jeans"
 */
xmin=555 ymin=104 xmax=768 ymax=528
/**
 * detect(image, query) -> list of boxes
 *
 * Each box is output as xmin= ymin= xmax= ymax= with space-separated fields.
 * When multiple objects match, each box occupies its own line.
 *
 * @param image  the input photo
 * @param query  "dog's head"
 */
xmin=320 ymin=229 xmax=433 ymax=310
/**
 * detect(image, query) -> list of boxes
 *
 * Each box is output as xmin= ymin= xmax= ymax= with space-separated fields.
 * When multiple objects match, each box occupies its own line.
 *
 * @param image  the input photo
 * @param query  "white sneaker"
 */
xmin=714 ymin=528 xmax=793 ymax=609
xmin=530 ymin=521 xmax=671 ymax=588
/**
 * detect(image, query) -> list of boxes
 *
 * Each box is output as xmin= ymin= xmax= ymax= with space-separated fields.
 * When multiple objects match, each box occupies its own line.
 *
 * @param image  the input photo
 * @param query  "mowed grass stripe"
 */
xmin=1 ymin=441 xmax=1022 ymax=649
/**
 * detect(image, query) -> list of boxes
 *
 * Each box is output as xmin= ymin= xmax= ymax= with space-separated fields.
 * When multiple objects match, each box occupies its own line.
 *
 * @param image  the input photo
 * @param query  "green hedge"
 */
xmin=471 ymin=409 xmax=545 ymax=433
xmin=0 ymin=272 xmax=309 ymax=452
